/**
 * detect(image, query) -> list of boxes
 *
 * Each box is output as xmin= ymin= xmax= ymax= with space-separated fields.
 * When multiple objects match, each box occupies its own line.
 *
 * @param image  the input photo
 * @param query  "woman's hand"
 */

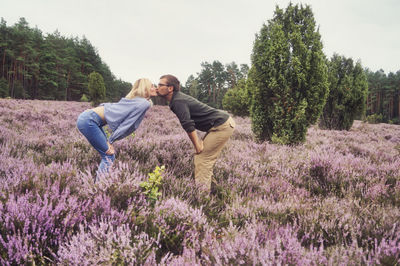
xmin=106 ymin=142 xmax=115 ymax=155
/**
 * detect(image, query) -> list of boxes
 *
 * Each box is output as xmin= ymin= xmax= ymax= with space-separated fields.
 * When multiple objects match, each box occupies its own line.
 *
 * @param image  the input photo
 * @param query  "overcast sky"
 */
xmin=2 ymin=0 xmax=399 ymax=84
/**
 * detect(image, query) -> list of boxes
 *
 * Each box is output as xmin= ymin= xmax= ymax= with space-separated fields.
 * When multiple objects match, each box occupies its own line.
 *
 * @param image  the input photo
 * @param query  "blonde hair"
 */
xmin=126 ymin=78 xmax=153 ymax=99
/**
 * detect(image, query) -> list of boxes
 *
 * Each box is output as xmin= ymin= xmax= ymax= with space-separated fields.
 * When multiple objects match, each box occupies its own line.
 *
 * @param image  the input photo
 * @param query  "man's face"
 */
xmin=156 ymin=78 xmax=173 ymax=97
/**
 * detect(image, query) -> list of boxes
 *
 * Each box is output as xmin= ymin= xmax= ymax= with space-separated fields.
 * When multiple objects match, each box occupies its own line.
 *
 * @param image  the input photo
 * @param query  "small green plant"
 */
xmin=140 ymin=165 xmax=165 ymax=206
xmin=104 ymin=126 xmax=111 ymax=138
xmin=103 ymin=126 xmax=135 ymax=139
xmin=365 ymin=114 xmax=383 ymax=124
xmin=80 ymin=94 xmax=89 ymax=102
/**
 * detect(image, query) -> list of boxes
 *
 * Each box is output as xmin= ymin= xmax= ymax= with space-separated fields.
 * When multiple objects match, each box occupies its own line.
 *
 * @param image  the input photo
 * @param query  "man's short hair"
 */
xmin=160 ymin=74 xmax=180 ymax=92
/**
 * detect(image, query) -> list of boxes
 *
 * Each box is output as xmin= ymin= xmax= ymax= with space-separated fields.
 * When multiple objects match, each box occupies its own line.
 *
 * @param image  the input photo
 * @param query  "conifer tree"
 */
xmin=249 ymin=3 xmax=329 ymax=144
xmin=88 ymin=71 xmax=106 ymax=106
xmin=319 ymin=54 xmax=368 ymax=130
xmin=0 ymin=17 xmax=126 ymax=101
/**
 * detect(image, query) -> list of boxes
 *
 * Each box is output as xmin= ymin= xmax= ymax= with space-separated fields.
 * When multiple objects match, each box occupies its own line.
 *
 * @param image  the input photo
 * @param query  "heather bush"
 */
xmin=200 ymin=222 xmax=326 ymax=265
xmin=57 ymin=219 xmax=157 ymax=265
xmin=0 ymin=186 xmax=88 ymax=264
xmin=93 ymin=162 xmax=150 ymax=211
xmin=0 ymin=99 xmax=399 ymax=264
xmin=152 ymin=197 xmax=210 ymax=258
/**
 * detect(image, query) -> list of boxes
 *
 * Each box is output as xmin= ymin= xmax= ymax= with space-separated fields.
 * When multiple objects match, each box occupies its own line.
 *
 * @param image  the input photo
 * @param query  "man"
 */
xmin=156 ymin=74 xmax=235 ymax=193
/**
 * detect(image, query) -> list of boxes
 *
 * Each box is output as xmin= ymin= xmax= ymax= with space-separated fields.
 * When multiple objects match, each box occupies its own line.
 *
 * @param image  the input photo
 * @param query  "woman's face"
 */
xmin=149 ymin=85 xmax=157 ymax=97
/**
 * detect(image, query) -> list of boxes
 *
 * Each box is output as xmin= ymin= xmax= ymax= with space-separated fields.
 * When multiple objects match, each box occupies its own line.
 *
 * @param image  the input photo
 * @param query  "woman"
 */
xmin=77 ymin=78 xmax=156 ymax=182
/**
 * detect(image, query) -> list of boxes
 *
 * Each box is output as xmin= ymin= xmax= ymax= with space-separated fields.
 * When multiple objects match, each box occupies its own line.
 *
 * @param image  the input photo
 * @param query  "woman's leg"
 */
xmin=77 ymin=110 xmax=115 ymax=180
xmin=97 ymin=126 xmax=114 ymax=175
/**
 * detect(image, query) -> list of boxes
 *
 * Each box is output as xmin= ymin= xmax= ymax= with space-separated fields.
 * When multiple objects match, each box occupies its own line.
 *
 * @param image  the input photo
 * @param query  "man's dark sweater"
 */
xmin=169 ymin=91 xmax=229 ymax=133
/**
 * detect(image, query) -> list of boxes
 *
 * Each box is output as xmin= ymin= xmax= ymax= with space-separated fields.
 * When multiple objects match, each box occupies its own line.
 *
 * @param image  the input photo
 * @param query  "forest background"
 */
xmin=0 ymin=17 xmax=399 ymax=124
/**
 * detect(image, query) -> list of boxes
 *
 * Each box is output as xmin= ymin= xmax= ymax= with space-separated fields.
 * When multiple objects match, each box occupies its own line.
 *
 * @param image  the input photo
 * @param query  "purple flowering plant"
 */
xmin=0 ymin=98 xmax=399 ymax=264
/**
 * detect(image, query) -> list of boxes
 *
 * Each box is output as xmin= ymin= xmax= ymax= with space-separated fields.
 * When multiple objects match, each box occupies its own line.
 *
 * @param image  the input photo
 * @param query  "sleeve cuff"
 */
xmin=184 ymin=126 xmax=196 ymax=133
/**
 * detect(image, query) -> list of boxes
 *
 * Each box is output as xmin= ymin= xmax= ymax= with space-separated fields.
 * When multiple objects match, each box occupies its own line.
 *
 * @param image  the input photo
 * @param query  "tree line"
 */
xmin=175 ymin=59 xmax=400 ymax=128
xmin=365 ymin=69 xmax=400 ymax=123
xmin=182 ymin=61 xmax=249 ymax=109
xmin=0 ymin=17 xmax=130 ymax=101
xmin=2 ymin=10 xmax=400 ymax=144
xmin=218 ymin=3 xmax=399 ymax=145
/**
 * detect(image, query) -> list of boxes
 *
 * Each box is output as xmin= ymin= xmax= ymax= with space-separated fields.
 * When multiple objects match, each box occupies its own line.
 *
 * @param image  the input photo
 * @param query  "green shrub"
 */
xmin=222 ymin=79 xmax=250 ymax=117
xmin=140 ymin=165 xmax=165 ymax=206
xmin=248 ymin=3 xmax=329 ymax=144
xmin=365 ymin=114 xmax=383 ymax=124
xmin=80 ymin=93 xmax=89 ymax=102
xmin=88 ymin=71 xmax=106 ymax=106
xmin=319 ymin=54 xmax=368 ymax=130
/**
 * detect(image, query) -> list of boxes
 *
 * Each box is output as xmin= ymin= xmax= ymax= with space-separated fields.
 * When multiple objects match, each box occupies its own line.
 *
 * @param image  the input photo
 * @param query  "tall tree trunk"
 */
xmin=390 ymin=97 xmax=393 ymax=119
xmin=8 ymin=61 xmax=13 ymax=97
xmin=207 ymin=84 xmax=211 ymax=103
xmin=33 ymin=75 xmax=37 ymax=99
xmin=1 ymin=50 xmax=5 ymax=78
xmin=398 ymin=94 xmax=400 ymax=119
xmin=66 ymin=71 xmax=70 ymax=101
xmin=216 ymin=85 xmax=220 ymax=104
xmin=377 ymin=91 xmax=380 ymax=114
xmin=213 ymin=85 xmax=216 ymax=104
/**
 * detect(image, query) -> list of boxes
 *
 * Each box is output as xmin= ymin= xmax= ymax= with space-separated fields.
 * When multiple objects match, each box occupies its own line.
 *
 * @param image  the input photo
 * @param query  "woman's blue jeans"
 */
xmin=76 ymin=110 xmax=115 ymax=181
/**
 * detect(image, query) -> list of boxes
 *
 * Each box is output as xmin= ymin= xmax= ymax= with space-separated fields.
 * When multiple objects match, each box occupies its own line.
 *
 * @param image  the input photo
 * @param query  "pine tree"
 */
xmin=0 ymin=17 xmax=121 ymax=101
xmin=249 ymin=3 xmax=328 ymax=144
xmin=88 ymin=71 xmax=106 ymax=106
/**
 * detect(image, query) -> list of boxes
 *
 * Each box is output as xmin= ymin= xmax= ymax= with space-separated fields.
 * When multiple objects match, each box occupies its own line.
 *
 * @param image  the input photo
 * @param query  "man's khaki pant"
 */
xmin=194 ymin=116 xmax=235 ymax=192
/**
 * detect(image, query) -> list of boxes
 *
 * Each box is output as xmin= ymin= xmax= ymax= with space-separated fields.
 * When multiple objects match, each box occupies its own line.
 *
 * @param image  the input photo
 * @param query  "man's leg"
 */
xmin=194 ymin=117 xmax=235 ymax=192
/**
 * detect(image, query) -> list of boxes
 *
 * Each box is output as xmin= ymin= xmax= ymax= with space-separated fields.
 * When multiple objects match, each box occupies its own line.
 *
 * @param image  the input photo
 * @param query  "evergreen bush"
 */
xmin=88 ymin=71 xmax=106 ymax=106
xmin=319 ymin=54 xmax=368 ymax=130
xmin=248 ymin=3 xmax=329 ymax=144
xmin=222 ymin=79 xmax=250 ymax=116
xmin=80 ymin=93 xmax=89 ymax=102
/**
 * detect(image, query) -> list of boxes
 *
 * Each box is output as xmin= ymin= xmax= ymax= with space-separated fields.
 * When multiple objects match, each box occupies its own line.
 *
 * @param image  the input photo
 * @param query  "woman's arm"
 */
xmin=108 ymin=100 xmax=150 ymax=143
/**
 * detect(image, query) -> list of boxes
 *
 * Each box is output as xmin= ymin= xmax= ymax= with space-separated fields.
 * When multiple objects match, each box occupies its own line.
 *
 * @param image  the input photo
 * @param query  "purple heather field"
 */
xmin=0 ymin=98 xmax=399 ymax=265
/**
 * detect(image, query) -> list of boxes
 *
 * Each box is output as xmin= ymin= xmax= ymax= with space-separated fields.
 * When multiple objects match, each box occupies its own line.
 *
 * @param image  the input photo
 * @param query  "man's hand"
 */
xmin=195 ymin=140 xmax=204 ymax=154
xmin=106 ymin=142 xmax=115 ymax=155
